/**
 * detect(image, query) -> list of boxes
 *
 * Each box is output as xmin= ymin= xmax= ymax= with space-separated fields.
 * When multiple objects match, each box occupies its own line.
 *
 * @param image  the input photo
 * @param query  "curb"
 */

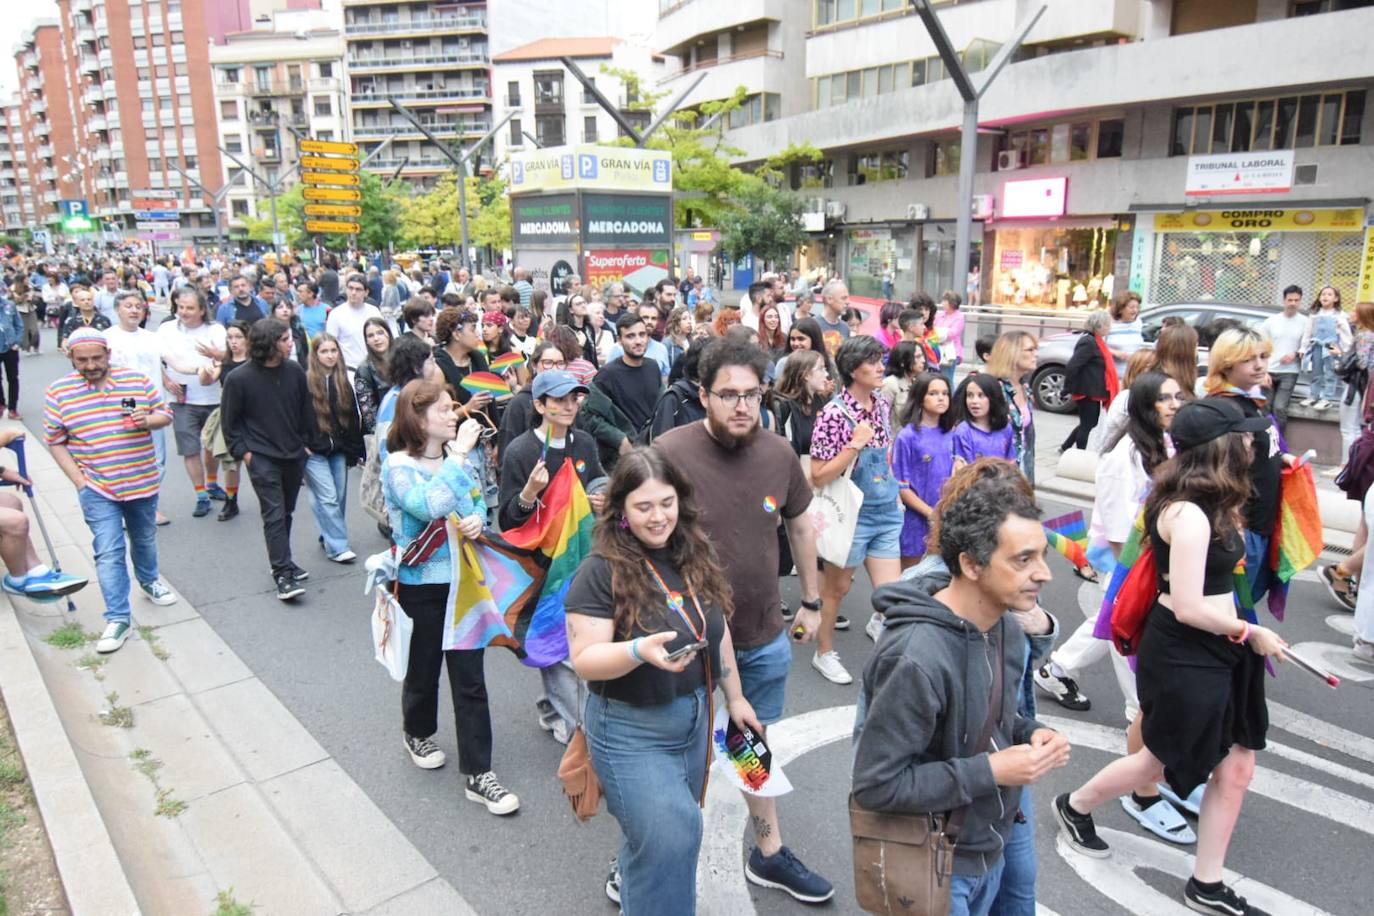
xmin=0 ymin=593 xmax=141 ymax=916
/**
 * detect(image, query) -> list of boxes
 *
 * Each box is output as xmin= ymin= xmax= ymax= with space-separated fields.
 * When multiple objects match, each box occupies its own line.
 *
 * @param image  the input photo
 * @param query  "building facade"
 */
xmin=0 ymin=99 xmax=36 ymax=233
xmin=660 ymin=0 xmax=1374 ymax=305
xmin=491 ymin=38 xmax=663 ymax=164
xmin=210 ymin=10 xmax=349 ymax=237
xmin=342 ymin=0 xmax=491 ymax=186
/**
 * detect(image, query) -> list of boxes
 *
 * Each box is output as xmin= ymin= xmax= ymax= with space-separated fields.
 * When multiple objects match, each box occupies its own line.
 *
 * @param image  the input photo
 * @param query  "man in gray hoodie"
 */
xmin=853 ymin=476 xmax=1070 ymax=914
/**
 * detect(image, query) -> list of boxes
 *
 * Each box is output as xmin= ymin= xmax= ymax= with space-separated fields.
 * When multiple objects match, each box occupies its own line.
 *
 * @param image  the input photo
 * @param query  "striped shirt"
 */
xmin=44 ymin=367 xmax=169 ymax=501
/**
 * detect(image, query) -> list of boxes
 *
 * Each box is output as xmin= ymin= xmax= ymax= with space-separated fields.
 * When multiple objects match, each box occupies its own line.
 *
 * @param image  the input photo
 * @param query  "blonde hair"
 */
xmin=1121 ymin=348 xmax=1157 ymax=389
xmin=1204 ymin=327 xmax=1272 ymax=394
xmin=985 ymin=330 xmax=1035 ymax=381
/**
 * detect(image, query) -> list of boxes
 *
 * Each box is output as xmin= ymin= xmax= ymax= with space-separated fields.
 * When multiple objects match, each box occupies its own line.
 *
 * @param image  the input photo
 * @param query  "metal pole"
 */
xmin=955 ymin=98 xmax=978 ymax=303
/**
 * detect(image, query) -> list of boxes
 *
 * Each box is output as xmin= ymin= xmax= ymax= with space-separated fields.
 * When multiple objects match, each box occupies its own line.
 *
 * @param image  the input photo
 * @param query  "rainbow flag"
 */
xmin=461 ymin=371 xmax=512 ymax=399
xmin=1044 ymin=510 xmax=1090 ymax=571
xmin=1092 ymin=511 xmax=1149 ymax=644
xmin=489 ymin=352 xmax=524 ymax=374
xmin=445 ymin=459 xmax=594 ymax=667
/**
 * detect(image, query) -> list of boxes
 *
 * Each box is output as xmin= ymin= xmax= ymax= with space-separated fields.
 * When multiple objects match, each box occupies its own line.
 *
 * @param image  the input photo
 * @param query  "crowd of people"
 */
xmin=7 ymin=245 xmax=1371 ymax=916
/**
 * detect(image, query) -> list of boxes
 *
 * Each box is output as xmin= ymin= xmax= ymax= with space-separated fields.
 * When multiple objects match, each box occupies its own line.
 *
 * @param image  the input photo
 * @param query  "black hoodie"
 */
xmin=852 ymin=569 xmax=1045 ymax=877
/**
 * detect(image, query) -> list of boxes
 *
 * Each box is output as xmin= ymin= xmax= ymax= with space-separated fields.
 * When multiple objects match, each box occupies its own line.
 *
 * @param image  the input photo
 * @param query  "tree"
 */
xmin=397 ymin=173 xmax=509 ymax=252
xmin=717 ymin=182 xmax=808 ymax=270
xmin=242 ymin=167 xmax=403 ymax=251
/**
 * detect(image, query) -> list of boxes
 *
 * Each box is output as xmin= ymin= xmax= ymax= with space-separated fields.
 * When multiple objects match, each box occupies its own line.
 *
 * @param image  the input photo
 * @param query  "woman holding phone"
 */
xmin=566 ymin=448 xmax=759 ymax=916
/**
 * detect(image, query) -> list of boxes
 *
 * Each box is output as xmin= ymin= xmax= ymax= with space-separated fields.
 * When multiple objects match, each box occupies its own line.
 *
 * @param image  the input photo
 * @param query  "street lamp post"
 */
xmin=166 ymin=160 xmax=245 ymax=254
xmin=217 ymin=146 xmax=299 ymax=261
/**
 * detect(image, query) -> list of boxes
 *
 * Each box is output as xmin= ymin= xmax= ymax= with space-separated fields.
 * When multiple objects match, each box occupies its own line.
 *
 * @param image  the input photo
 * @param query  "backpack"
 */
xmin=635 ymin=386 xmax=685 ymax=446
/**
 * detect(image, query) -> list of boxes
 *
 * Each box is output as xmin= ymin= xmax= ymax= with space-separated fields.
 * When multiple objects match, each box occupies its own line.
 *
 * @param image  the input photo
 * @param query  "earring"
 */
xmin=619 ymin=516 xmax=630 ymax=529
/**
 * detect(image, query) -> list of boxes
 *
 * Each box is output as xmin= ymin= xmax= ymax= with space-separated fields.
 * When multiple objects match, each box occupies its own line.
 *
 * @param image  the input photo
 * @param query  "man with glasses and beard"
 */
xmin=654 ymin=339 xmax=833 ymax=904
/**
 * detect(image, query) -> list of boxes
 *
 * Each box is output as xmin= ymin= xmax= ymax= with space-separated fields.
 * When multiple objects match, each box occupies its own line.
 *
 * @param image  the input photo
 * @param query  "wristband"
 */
xmin=1227 ymin=621 xmax=1251 ymax=644
xmin=800 ymin=598 xmax=822 ymax=612
xmin=627 ymin=637 xmax=644 ymax=664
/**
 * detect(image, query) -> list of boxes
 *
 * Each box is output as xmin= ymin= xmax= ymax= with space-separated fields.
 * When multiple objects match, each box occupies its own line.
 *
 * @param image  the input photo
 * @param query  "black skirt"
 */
xmin=1135 ymin=600 xmax=1268 ymax=796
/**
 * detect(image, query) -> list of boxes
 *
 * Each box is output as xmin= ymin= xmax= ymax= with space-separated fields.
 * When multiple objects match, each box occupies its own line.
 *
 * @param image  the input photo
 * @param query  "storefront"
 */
xmin=844 ymin=225 xmax=916 ymax=300
xmin=987 ymin=219 xmax=1119 ymax=308
xmin=1137 ymin=207 xmax=1367 ymax=307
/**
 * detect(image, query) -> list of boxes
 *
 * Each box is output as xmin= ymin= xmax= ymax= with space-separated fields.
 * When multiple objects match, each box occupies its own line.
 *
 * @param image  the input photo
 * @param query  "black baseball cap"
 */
xmin=1170 ymin=398 xmax=1270 ymax=452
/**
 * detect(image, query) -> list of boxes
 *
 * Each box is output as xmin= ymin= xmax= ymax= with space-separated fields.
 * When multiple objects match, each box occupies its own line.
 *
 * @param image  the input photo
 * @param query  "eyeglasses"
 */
xmin=538 ymin=358 xmax=567 ymax=370
xmin=709 ymin=389 xmax=764 ymax=408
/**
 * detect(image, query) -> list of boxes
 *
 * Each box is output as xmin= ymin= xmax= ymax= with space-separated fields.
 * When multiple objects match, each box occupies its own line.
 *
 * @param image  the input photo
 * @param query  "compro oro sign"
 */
xmin=509 ymin=144 xmax=672 ymax=194
xmin=1185 ymin=150 xmax=1294 ymax=196
xmin=1152 ymin=208 xmax=1365 ymax=232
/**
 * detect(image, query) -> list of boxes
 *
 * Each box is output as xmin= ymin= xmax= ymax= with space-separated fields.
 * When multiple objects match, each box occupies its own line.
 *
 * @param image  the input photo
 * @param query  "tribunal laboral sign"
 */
xmin=510 ymin=144 xmax=673 ymax=194
xmin=1185 ymin=150 xmax=1294 ymax=196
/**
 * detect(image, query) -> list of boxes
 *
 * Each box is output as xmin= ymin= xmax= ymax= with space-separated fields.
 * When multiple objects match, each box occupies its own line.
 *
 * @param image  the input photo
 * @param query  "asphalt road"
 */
xmin=14 ymin=330 xmax=1374 ymax=916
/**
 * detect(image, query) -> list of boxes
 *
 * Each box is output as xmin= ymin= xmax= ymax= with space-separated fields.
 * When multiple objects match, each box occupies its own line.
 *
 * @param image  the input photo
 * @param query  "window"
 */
xmin=999 ymin=117 xmax=1123 ymax=166
xmin=1292 ymin=0 xmax=1374 ymax=15
xmin=219 ymin=100 xmax=236 ymax=120
xmin=1096 ymin=118 xmax=1124 ymax=158
xmin=848 ymin=149 xmax=908 ymax=185
xmin=534 ymin=71 xmax=563 ymax=105
xmin=507 ymin=80 xmax=520 ymax=106
xmin=231 ymin=199 xmax=248 ymax=217
xmin=1170 ymin=89 xmax=1364 ymax=154
xmin=318 ymin=62 xmax=332 ymax=78
xmin=791 ymin=159 xmax=834 ymax=190
xmin=582 ymin=78 xmax=597 ymax=104
xmin=313 ymin=97 xmax=331 ymax=116
xmin=509 ymin=116 xmax=521 ymax=145
xmin=583 ymin=115 xmax=597 ymax=143
xmin=931 ymin=138 xmax=959 ymax=176
xmin=220 ymin=67 xmax=239 ymax=84
xmin=535 ymin=114 xmax=564 ymax=146
xmin=225 ymin=137 xmax=242 ymax=153
xmin=727 ymin=93 xmax=780 ymax=129
xmin=254 ymin=66 xmax=271 ymax=90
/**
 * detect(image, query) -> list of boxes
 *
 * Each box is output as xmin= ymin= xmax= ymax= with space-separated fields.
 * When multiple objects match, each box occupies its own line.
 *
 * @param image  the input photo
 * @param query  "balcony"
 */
xmin=344 ymin=12 xmax=486 ymax=38
xmin=88 ymin=113 xmax=107 ymax=131
xmin=77 ymin=24 xmax=96 ymax=44
xmin=253 ymin=80 xmax=305 ymax=97
xmin=80 ymin=52 xmax=100 ymax=74
xmin=96 ymin=175 xmax=112 ymax=189
xmin=94 ymin=146 xmax=110 ymax=161
xmin=24 ymin=55 xmax=37 ymax=73
xmin=81 ymin=84 xmax=102 ymax=107
xmin=98 ymin=47 xmax=112 ymax=69
xmin=33 ymin=121 xmax=50 ymax=137
xmin=74 ymin=0 xmax=92 ymax=11
xmin=43 ymin=190 xmax=59 ymax=203
xmin=656 ymin=0 xmax=783 ymax=59
xmin=361 ymin=156 xmax=453 ymax=171
xmin=28 ymin=71 xmax=42 ymax=90
xmin=351 ymin=119 xmax=490 ymax=139
xmin=351 ymin=86 xmax=489 ymax=106
xmin=660 ymin=47 xmax=783 ymax=82
xmin=308 ymin=77 xmax=341 ymax=93
xmin=248 ymin=111 xmax=280 ymax=128
xmin=36 ymin=144 xmax=53 ymax=158
xmin=346 ymin=51 xmax=488 ymax=73
xmin=29 ymin=98 xmax=46 ymax=114
xmin=102 ymin=78 xmax=116 ymax=96
xmin=39 ymin=167 xmax=55 ymax=181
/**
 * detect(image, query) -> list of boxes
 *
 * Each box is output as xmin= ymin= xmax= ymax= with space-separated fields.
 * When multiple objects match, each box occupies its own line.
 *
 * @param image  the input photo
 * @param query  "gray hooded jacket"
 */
xmin=852 ymin=570 xmax=1046 ymax=877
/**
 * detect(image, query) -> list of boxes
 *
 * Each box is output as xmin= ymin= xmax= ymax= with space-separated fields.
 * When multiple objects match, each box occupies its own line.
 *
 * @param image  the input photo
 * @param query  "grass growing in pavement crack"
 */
xmin=136 ymin=625 xmax=170 ymax=661
xmin=128 ymin=749 xmax=186 ymax=818
xmin=213 ymin=888 xmax=256 ymax=916
xmin=43 ymin=621 xmax=96 ymax=649
xmin=75 ymin=652 xmax=107 ymax=680
xmin=97 ymin=692 xmax=133 ymax=729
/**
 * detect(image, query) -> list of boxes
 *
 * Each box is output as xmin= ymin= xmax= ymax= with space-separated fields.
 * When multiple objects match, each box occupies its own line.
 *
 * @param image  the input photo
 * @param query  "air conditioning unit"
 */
xmin=971 ymin=194 xmax=994 ymax=219
xmin=906 ymin=203 xmax=929 ymax=221
xmin=825 ymin=200 xmax=846 ymax=219
xmin=997 ymin=149 xmax=1024 ymax=171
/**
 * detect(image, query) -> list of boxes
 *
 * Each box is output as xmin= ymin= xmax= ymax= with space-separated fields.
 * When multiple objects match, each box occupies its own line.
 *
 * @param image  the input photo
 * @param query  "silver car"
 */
xmin=1029 ymin=302 xmax=1287 ymax=413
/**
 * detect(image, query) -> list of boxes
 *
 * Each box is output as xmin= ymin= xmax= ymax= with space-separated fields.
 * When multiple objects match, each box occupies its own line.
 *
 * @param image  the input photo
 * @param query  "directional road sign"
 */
xmin=300 ymin=155 xmax=358 ymax=173
xmin=305 ymin=219 xmax=361 ymax=234
xmin=303 ymin=187 xmax=362 ymax=202
xmin=134 ymin=210 xmax=179 ymax=221
xmin=131 ymin=189 xmax=177 ymax=199
xmin=302 ymin=171 xmax=360 ymax=187
xmin=303 ymin=203 xmax=363 ymax=219
xmin=299 ymin=139 xmax=358 ymax=157
xmin=136 ymin=220 xmax=181 ymax=231
xmin=138 ymin=231 xmax=181 ymax=242
xmin=133 ymin=199 xmax=185 ymax=210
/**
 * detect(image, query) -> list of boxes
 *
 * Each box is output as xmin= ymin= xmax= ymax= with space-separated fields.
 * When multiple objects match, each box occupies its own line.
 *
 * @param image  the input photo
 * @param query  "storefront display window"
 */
xmin=846 ymin=226 xmax=915 ymax=300
xmin=990 ymin=225 xmax=1117 ymax=308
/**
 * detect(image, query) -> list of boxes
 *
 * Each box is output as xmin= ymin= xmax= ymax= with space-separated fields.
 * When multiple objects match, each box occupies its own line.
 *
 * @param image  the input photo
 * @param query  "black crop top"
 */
xmin=1148 ymin=516 xmax=1244 ymax=596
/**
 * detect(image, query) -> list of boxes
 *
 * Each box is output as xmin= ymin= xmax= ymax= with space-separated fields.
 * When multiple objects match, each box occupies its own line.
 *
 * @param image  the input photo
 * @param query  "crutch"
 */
xmin=3 ymin=434 xmax=78 ymax=612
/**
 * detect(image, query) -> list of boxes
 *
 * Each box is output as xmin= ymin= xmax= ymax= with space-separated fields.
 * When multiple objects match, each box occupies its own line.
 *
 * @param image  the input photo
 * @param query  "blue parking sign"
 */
xmin=59 ymin=199 xmax=89 ymax=218
xmin=579 ymin=154 xmax=598 ymax=179
xmin=512 ymin=162 xmax=524 ymax=184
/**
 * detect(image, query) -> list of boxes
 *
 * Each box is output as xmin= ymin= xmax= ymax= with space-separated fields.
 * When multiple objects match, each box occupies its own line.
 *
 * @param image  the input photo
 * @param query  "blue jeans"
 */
xmin=733 ymin=629 xmax=791 ymax=724
xmin=151 ymin=427 xmax=167 ymax=483
xmin=304 ymin=452 xmax=350 ymax=555
xmin=77 ymin=488 xmax=160 ymax=624
xmin=950 ymin=855 xmax=1006 ymax=916
xmin=584 ymin=688 xmax=708 ymax=916
xmin=943 ymin=357 xmax=961 ymax=389
xmin=988 ymin=790 xmax=1035 ymax=916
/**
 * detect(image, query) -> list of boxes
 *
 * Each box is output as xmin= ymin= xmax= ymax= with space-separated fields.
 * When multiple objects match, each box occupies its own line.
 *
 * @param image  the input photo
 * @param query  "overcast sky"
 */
xmin=0 ymin=2 xmax=60 ymax=97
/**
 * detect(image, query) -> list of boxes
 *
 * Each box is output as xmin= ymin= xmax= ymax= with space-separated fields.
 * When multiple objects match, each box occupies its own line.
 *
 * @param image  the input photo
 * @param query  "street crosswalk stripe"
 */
xmin=1269 ymin=700 xmax=1374 ymax=763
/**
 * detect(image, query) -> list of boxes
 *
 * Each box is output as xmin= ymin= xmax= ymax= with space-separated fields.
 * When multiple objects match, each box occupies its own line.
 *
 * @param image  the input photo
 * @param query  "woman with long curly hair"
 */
xmin=304 ymin=333 xmax=365 ymax=563
xmin=566 ymin=447 xmax=760 ymax=916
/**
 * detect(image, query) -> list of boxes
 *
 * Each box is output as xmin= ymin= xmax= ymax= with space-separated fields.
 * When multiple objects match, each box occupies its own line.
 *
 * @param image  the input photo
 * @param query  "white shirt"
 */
xmin=105 ymin=326 xmax=164 ymax=391
xmin=157 ymin=320 xmax=227 ymax=406
xmin=326 ymin=302 xmax=382 ymax=369
xmin=1260 ymin=311 xmax=1307 ymax=374
xmin=1090 ymin=433 xmax=1151 ymax=547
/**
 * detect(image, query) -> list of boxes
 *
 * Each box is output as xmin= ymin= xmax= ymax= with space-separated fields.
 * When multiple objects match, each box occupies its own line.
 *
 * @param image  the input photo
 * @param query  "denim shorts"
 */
xmin=734 ymin=629 xmax=792 ymax=725
xmin=845 ymin=506 xmax=903 ymax=569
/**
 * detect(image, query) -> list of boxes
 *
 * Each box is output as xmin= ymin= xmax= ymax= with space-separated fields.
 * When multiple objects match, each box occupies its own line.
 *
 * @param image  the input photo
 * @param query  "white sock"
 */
xmin=1050 ymin=662 xmax=1068 ymax=679
xmin=23 ymin=564 xmax=50 ymax=579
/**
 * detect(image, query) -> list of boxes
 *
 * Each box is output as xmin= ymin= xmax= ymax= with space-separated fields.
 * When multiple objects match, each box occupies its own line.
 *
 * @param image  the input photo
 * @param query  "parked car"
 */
xmin=1029 ymin=302 xmax=1292 ymax=413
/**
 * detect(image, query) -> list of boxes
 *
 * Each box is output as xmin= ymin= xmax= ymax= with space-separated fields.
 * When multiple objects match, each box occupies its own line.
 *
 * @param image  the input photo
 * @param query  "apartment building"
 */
xmin=11 ymin=22 xmax=76 ymax=233
xmin=659 ymin=0 xmax=1374 ymax=307
xmin=210 ymin=9 xmax=348 ymax=236
xmin=342 ymin=0 xmax=491 ymax=185
xmin=0 ymin=99 xmax=36 ymax=233
xmin=491 ymin=38 xmax=663 ymax=163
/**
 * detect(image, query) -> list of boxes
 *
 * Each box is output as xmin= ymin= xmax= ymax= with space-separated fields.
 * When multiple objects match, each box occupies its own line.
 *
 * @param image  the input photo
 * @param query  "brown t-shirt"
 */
xmin=656 ymin=421 xmax=812 ymax=650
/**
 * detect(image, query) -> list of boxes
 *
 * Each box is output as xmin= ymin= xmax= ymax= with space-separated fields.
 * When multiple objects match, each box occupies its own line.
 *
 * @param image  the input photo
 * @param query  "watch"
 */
xmin=800 ymin=598 xmax=822 ymax=612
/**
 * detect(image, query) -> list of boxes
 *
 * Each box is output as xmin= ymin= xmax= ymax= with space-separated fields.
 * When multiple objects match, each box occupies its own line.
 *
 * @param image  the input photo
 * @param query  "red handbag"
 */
xmin=1110 ymin=543 xmax=1159 ymax=656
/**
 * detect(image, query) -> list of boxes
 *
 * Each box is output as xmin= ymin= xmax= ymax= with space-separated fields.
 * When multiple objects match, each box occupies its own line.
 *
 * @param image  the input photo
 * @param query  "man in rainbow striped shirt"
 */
xmin=44 ymin=327 xmax=178 ymax=655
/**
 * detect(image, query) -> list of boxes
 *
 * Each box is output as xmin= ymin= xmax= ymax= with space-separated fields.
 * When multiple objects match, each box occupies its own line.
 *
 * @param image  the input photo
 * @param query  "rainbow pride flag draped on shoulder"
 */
xmin=1244 ymin=461 xmax=1324 ymax=622
xmin=441 ymin=459 xmax=595 ymax=667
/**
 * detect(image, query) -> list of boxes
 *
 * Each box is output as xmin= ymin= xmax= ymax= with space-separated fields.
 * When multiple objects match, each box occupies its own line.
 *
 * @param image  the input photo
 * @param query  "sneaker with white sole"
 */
xmin=403 ymin=734 xmax=446 ymax=769
xmin=140 ymin=579 xmax=177 ymax=606
xmin=864 ymin=613 xmax=884 ymax=641
xmin=1033 ymin=664 xmax=1092 ymax=711
xmin=811 ymin=650 xmax=852 ymax=685
xmin=1299 ymin=397 xmax=1316 ymax=407
xmin=328 ymin=549 xmax=357 ymax=564
xmin=744 ymin=845 xmax=834 ymax=903
xmin=605 ymin=859 xmax=621 ymax=904
xmin=1353 ymin=638 xmax=1374 ymax=662
xmin=1184 ymin=877 xmax=1270 ymax=915
xmin=96 ymin=620 xmax=132 ymax=654
xmin=1322 ymin=564 xmax=1358 ymax=612
xmin=1053 ymin=792 xmax=1110 ymax=858
xmin=465 ymin=771 xmax=519 ymax=815
xmin=275 ymin=574 xmax=305 ymax=601
xmin=834 ymin=614 xmax=850 ymax=631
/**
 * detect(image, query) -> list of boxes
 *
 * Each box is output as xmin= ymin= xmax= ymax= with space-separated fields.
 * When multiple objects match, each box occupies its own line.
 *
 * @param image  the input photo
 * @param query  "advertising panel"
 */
xmin=1185 ymin=150 xmax=1294 ymax=196
xmin=511 ymin=194 xmax=578 ymax=246
xmin=509 ymin=145 xmax=672 ymax=194
xmin=581 ymin=193 xmax=672 ymax=247
xmin=1152 ymin=208 xmax=1364 ymax=232
xmin=584 ymin=249 xmax=671 ymax=294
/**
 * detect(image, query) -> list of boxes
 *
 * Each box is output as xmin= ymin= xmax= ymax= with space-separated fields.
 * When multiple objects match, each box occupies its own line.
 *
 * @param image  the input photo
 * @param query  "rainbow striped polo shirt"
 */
xmin=44 ymin=367 xmax=169 ymax=502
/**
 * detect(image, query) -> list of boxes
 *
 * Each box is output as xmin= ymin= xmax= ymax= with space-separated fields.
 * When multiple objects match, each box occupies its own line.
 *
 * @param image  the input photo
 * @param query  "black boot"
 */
xmin=217 ymin=497 xmax=239 ymax=521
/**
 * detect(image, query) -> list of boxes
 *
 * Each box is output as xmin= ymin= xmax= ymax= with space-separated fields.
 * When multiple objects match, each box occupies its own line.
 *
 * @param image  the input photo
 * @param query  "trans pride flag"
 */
xmin=442 ymin=459 xmax=594 ymax=667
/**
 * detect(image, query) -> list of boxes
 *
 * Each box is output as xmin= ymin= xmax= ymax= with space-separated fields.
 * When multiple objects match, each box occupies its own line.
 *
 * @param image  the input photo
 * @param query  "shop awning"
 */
xmin=986 ymin=216 xmax=1120 ymax=231
xmin=1127 ymin=198 xmax=1368 ymax=212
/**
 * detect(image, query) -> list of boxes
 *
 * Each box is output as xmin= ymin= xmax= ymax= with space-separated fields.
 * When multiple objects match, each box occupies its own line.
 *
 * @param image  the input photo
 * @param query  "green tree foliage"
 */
xmin=718 ymin=183 xmax=809 ymax=270
xmin=243 ymin=167 xmax=402 ymax=251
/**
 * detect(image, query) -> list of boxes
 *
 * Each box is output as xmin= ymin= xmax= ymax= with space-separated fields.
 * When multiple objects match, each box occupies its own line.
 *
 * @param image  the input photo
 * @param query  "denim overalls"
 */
xmin=832 ymin=397 xmax=903 ymax=568
xmin=1309 ymin=311 xmax=1340 ymax=400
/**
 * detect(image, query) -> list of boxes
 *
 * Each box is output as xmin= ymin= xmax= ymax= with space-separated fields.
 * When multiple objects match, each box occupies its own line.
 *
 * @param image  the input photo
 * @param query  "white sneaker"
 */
xmin=1354 ymin=639 xmax=1374 ymax=662
xmin=328 ymin=549 xmax=357 ymax=563
xmin=811 ymin=650 xmax=852 ymax=684
xmin=96 ymin=621 xmax=131 ymax=654
xmin=1314 ymin=399 xmax=1332 ymax=411
xmin=865 ymin=613 xmax=884 ymax=642
xmin=139 ymin=579 xmax=177 ymax=606
xmin=1299 ymin=397 xmax=1316 ymax=407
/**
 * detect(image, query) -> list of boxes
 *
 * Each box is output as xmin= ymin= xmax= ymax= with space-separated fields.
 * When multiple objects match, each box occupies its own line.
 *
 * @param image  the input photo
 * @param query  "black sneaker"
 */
xmin=288 ymin=563 xmax=309 ymax=582
xmin=275 ymin=574 xmax=305 ymax=601
xmin=1053 ymin=792 xmax=1110 ymax=858
xmin=604 ymin=859 xmax=621 ymax=905
xmin=465 ymin=771 xmax=519 ymax=815
xmin=1321 ymin=564 xmax=1357 ymax=612
xmin=1034 ymin=665 xmax=1092 ymax=711
xmin=744 ymin=846 xmax=834 ymax=903
xmin=834 ymin=614 xmax=850 ymax=631
xmin=1184 ymin=877 xmax=1270 ymax=915
xmin=403 ymin=734 xmax=446 ymax=769
xmin=780 ymin=601 xmax=794 ymax=622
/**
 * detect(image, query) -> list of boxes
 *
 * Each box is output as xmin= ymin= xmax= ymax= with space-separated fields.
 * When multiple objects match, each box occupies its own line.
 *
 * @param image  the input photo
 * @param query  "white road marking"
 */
xmin=1324 ymin=614 xmax=1356 ymax=637
xmin=1055 ymin=827 xmax=1337 ymax=916
xmin=1039 ymin=715 xmax=1374 ymax=836
xmin=1287 ymin=641 xmax=1374 ymax=683
xmin=1269 ymin=701 xmax=1374 ymax=764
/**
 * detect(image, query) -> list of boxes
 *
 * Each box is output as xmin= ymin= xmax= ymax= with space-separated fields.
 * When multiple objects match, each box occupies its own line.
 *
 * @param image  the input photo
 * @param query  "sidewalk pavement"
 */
xmin=0 ymin=420 xmax=477 ymax=916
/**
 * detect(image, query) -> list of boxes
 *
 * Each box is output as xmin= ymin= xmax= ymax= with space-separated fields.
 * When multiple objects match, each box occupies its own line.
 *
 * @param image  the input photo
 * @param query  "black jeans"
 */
xmin=0 ymin=348 xmax=19 ymax=411
xmin=1270 ymin=371 xmax=1298 ymax=431
xmin=1062 ymin=398 xmax=1102 ymax=452
xmin=244 ymin=453 xmax=305 ymax=577
xmin=399 ymin=582 xmax=493 ymax=775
